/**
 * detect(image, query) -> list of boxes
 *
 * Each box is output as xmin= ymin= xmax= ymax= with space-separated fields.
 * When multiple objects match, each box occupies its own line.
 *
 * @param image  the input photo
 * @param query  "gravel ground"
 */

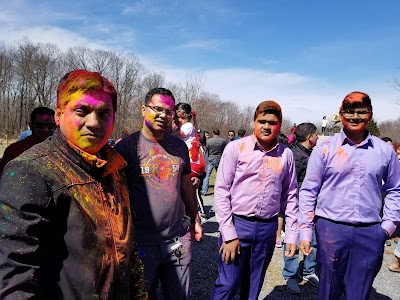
xmin=190 ymin=194 xmax=400 ymax=300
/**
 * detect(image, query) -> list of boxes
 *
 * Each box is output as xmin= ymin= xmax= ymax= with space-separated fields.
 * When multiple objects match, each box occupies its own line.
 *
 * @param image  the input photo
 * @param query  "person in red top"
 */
xmin=0 ymin=107 xmax=55 ymax=176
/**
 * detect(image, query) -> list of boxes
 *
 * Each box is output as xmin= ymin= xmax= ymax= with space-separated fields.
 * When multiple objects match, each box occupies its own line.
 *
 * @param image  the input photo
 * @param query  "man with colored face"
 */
xmin=0 ymin=70 xmax=144 ymax=299
xmin=212 ymin=101 xmax=299 ymax=300
xmin=0 ymin=106 xmax=55 ymax=176
xmin=283 ymin=122 xmax=319 ymax=294
xmin=114 ymin=88 xmax=203 ymax=300
xmin=299 ymin=91 xmax=400 ymax=300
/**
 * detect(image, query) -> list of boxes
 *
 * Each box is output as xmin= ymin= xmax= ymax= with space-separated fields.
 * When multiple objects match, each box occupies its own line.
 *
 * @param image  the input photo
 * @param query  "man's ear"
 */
xmin=55 ymin=108 xmax=62 ymax=126
xmin=141 ymin=105 xmax=146 ymax=117
xmin=367 ymin=111 xmax=373 ymax=122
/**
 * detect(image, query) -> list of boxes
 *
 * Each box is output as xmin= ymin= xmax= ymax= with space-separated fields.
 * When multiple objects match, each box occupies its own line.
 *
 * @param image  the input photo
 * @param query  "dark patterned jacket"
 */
xmin=0 ymin=129 xmax=145 ymax=299
xmin=290 ymin=141 xmax=312 ymax=188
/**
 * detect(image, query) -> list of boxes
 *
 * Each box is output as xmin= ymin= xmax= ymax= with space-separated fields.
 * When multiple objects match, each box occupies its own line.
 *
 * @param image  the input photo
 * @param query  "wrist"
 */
xmin=191 ymin=214 xmax=201 ymax=225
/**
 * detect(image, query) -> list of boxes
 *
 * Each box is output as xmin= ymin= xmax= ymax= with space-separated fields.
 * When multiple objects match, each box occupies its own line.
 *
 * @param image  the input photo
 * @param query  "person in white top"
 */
xmin=173 ymin=102 xmax=206 ymax=182
xmin=321 ymin=116 xmax=328 ymax=134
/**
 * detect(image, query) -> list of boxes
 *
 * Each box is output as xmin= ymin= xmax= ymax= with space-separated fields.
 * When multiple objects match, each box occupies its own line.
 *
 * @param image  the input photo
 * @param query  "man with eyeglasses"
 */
xmin=299 ymin=91 xmax=400 ymax=300
xmin=0 ymin=106 xmax=56 ymax=176
xmin=114 ymin=87 xmax=203 ymax=300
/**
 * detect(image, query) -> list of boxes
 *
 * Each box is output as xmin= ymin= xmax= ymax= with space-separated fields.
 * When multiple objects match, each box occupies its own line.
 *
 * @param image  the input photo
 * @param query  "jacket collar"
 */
xmin=51 ymin=128 xmax=127 ymax=177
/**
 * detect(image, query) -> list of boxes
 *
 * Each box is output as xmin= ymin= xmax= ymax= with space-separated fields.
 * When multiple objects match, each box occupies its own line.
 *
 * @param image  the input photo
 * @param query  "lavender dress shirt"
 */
xmin=299 ymin=130 xmax=400 ymax=241
xmin=214 ymin=135 xmax=299 ymax=245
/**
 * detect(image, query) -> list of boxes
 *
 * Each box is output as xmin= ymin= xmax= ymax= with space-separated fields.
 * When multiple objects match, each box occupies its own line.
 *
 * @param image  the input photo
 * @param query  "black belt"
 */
xmin=316 ymin=216 xmax=380 ymax=227
xmin=233 ymin=214 xmax=277 ymax=223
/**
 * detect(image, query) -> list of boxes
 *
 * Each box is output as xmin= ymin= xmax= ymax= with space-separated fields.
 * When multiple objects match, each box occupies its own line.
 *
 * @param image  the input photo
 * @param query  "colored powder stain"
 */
xmin=322 ymin=148 xmax=327 ymax=156
xmin=158 ymin=94 xmax=174 ymax=107
xmin=4 ymin=216 xmax=10 ymax=221
xmin=239 ymin=143 xmax=246 ymax=153
xmin=9 ymin=172 xmax=14 ymax=177
xmin=337 ymin=147 xmax=344 ymax=156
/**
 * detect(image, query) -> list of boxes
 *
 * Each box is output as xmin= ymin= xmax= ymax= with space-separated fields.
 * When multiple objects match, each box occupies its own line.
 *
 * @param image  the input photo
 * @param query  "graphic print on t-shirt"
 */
xmin=139 ymin=149 xmax=181 ymax=193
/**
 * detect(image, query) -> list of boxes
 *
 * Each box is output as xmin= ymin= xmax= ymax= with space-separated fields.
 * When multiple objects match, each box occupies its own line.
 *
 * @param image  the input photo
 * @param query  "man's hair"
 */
xmin=213 ymin=128 xmax=220 ymax=135
xmin=295 ymin=123 xmax=317 ymax=143
xmin=381 ymin=136 xmax=393 ymax=143
xmin=254 ymin=100 xmax=282 ymax=122
xmin=228 ymin=130 xmax=235 ymax=135
xmin=340 ymin=91 xmax=372 ymax=112
xmin=237 ymin=129 xmax=246 ymax=138
xmin=30 ymin=107 xmax=55 ymax=122
xmin=277 ymin=132 xmax=288 ymax=146
xmin=144 ymin=88 xmax=175 ymax=105
xmin=57 ymin=70 xmax=117 ymax=112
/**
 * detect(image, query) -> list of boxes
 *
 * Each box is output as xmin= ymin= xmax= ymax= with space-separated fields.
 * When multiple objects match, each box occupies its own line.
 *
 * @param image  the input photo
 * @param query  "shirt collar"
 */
xmin=339 ymin=129 xmax=374 ymax=148
xmin=251 ymin=134 xmax=279 ymax=153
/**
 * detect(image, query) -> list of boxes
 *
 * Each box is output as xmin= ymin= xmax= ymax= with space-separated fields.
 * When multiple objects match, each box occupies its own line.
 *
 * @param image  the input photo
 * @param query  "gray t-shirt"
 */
xmin=114 ymin=131 xmax=191 ymax=245
xmin=206 ymin=136 xmax=228 ymax=161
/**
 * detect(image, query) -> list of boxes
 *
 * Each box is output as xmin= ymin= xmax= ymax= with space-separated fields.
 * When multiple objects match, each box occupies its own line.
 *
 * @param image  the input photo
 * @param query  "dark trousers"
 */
xmin=212 ymin=215 xmax=277 ymax=300
xmin=315 ymin=217 xmax=387 ymax=300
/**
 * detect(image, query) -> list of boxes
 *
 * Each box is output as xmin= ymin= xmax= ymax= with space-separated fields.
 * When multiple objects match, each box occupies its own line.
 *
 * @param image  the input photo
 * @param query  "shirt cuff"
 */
xmin=381 ymin=220 xmax=397 ymax=237
xmin=221 ymin=225 xmax=238 ymax=242
xmin=284 ymin=231 xmax=299 ymax=245
xmin=299 ymin=229 xmax=312 ymax=242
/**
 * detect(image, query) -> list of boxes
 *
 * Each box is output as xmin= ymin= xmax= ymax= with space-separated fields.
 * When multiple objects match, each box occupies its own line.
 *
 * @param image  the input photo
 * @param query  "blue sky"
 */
xmin=1 ymin=0 xmax=400 ymax=124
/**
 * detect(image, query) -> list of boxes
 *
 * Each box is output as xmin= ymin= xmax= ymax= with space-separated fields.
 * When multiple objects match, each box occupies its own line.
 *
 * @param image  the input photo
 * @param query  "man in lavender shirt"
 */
xmin=212 ymin=101 xmax=299 ymax=300
xmin=299 ymin=91 xmax=400 ymax=300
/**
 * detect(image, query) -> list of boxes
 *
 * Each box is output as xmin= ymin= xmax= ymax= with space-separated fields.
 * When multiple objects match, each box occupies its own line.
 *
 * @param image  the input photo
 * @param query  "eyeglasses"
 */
xmin=33 ymin=122 xmax=57 ymax=130
xmin=145 ymin=105 xmax=175 ymax=117
xmin=341 ymin=109 xmax=371 ymax=118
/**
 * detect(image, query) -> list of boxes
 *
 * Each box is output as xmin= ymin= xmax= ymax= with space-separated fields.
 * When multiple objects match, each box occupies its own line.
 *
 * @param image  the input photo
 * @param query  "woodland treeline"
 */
xmin=1 ymin=38 xmax=399 ymax=141
xmin=1 ymin=39 xmax=296 ymax=140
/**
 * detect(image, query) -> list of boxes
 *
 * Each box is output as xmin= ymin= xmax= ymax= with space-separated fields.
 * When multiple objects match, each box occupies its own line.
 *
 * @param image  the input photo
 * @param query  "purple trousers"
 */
xmin=212 ymin=215 xmax=277 ymax=300
xmin=315 ymin=217 xmax=387 ymax=300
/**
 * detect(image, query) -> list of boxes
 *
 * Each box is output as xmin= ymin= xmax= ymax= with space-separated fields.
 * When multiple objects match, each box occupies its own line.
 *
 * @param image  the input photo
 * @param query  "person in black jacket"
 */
xmin=0 ymin=70 xmax=145 ymax=299
xmin=283 ymin=122 xmax=319 ymax=294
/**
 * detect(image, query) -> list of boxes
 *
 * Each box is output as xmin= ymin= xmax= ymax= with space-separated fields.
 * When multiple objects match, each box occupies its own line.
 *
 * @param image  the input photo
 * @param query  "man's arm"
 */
xmin=280 ymin=150 xmax=299 ymax=257
xmin=381 ymin=150 xmax=400 ymax=236
xmin=0 ymin=161 xmax=51 ymax=299
xmin=214 ymin=143 xmax=240 ymax=263
xmin=181 ymin=174 xmax=203 ymax=241
xmin=298 ymin=145 xmax=325 ymax=255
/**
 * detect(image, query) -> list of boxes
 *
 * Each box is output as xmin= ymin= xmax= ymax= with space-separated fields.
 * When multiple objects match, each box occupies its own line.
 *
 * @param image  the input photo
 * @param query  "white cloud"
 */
xmin=0 ymin=26 xmax=107 ymax=51
xmin=157 ymin=66 xmax=400 ymax=124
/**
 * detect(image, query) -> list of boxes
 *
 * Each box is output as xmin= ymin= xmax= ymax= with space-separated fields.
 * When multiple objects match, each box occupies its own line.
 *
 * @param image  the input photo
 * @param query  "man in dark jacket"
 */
xmin=0 ymin=106 xmax=56 ymax=176
xmin=0 ymin=70 xmax=144 ymax=299
xmin=283 ymin=122 xmax=319 ymax=294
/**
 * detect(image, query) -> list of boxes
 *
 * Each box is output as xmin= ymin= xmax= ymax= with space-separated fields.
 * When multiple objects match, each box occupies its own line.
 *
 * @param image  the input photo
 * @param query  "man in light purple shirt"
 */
xmin=212 ymin=101 xmax=299 ymax=300
xmin=299 ymin=91 xmax=400 ymax=300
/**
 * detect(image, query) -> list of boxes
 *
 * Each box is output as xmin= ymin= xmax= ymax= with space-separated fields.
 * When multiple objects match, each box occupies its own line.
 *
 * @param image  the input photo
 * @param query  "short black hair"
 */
xmin=213 ymin=128 xmax=220 ymax=135
xmin=277 ymin=132 xmax=288 ymax=146
xmin=295 ymin=123 xmax=317 ymax=143
xmin=381 ymin=137 xmax=393 ymax=143
xmin=237 ymin=129 xmax=246 ymax=138
xmin=144 ymin=88 xmax=175 ymax=105
xmin=30 ymin=107 xmax=55 ymax=122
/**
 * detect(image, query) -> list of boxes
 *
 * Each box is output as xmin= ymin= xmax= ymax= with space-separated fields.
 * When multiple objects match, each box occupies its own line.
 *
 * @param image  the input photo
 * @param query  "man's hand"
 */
xmin=299 ymin=240 xmax=312 ymax=256
xmin=219 ymin=238 xmax=240 ymax=264
xmin=284 ymin=243 xmax=298 ymax=257
xmin=191 ymin=177 xmax=200 ymax=187
xmin=190 ymin=222 xmax=203 ymax=241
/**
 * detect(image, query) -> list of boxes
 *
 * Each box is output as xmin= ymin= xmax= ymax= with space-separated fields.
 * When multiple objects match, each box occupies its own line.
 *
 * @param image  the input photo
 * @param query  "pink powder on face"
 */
xmin=159 ymin=94 xmax=175 ymax=108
